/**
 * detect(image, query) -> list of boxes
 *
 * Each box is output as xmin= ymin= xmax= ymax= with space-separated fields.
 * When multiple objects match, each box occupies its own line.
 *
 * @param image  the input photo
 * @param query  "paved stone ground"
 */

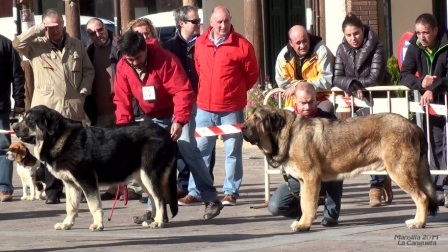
xmin=0 ymin=139 xmax=447 ymax=251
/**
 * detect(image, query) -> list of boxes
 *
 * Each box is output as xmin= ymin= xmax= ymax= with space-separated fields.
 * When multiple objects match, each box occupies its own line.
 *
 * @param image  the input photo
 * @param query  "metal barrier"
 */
xmin=258 ymin=85 xmax=448 ymax=204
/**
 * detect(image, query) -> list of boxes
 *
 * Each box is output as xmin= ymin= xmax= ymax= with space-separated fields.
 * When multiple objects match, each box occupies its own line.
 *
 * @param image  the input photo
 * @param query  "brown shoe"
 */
xmin=177 ymin=189 xmax=187 ymax=200
xmin=0 ymin=191 xmax=12 ymax=202
xmin=369 ymin=186 xmax=382 ymax=207
xmin=382 ymin=176 xmax=393 ymax=204
xmin=178 ymin=194 xmax=202 ymax=206
xmin=222 ymin=194 xmax=237 ymax=206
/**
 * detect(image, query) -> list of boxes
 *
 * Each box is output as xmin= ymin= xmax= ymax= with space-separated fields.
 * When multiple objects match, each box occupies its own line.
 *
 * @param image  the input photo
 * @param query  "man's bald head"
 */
xmin=288 ymin=25 xmax=307 ymax=39
xmin=288 ymin=25 xmax=310 ymax=57
xmin=294 ymin=82 xmax=317 ymax=98
xmin=210 ymin=6 xmax=232 ymax=39
xmin=294 ymin=82 xmax=317 ymax=116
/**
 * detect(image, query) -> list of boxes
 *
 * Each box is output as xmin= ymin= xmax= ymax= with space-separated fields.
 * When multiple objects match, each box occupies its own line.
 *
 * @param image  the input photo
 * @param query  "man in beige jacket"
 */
xmin=13 ymin=8 xmax=94 ymax=204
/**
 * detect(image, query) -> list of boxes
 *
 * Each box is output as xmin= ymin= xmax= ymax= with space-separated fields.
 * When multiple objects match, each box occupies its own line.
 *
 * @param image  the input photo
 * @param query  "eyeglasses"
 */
xmin=184 ymin=19 xmax=201 ymax=25
xmin=87 ymin=26 xmax=105 ymax=36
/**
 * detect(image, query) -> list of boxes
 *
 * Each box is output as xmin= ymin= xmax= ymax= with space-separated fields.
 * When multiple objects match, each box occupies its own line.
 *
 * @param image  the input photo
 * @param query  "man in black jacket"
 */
xmin=0 ymin=34 xmax=25 ymax=202
xmin=400 ymin=13 xmax=448 ymax=207
xmin=161 ymin=5 xmax=223 ymax=220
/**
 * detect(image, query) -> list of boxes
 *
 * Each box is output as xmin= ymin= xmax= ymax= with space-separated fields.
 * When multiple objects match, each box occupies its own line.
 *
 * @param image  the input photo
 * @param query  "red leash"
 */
xmin=107 ymin=184 xmax=128 ymax=221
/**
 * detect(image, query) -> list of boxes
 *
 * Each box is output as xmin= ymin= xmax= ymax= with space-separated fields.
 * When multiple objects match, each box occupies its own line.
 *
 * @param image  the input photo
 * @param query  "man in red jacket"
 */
xmin=195 ymin=6 xmax=259 ymax=206
xmin=114 ymin=31 xmax=219 ymax=221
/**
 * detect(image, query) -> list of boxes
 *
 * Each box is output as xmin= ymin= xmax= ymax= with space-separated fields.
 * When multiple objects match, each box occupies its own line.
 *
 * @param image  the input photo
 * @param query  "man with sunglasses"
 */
xmin=13 ymin=8 xmax=94 ymax=205
xmin=164 ymin=6 xmax=202 ymax=198
xmin=84 ymin=18 xmax=121 ymax=128
xmin=161 ymin=5 xmax=223 ymax=219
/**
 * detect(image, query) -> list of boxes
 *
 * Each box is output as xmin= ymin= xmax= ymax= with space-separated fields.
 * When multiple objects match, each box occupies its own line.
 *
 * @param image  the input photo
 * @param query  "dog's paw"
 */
xmin=89 ymin=223 xmax=104 ymax=231
xmin=27 ymin=196 xmax=35 ymax=201
xmin=142 ymin=221 xmax=164 ymax=229
xmin=405 ymin=219 xmax=425 ymax=229
xmin=290 ymin=220 xmax=311 ymax=232
xmin=20 ymin=196 xmax=27 ymax=201
xmin=54 ymin=222 xmax=73 ymax=230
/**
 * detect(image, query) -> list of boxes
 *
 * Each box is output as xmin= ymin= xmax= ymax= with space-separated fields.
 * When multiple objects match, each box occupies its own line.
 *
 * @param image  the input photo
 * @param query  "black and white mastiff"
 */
xmin=13 ymin=105 xmax=178 ymax=231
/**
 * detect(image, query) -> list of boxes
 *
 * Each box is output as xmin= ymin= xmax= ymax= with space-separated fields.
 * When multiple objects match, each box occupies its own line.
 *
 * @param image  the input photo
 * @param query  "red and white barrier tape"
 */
xmin=333 ymin=96 xmax=371 ymax=108
xmin=2 ymin=125 xmax=244 ymax=137
xmin=0 ymin=130 xmax=14 ymax=135
xmin=194 ymin=124 xmax=242 ymax=138
xmin=409 ymin=102 xmax=446 ymax=116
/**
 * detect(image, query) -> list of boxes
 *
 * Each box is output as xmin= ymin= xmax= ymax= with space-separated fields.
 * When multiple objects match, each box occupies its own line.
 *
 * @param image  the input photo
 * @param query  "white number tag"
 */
xmin=142 ymin=86 xmax=156 ymax=101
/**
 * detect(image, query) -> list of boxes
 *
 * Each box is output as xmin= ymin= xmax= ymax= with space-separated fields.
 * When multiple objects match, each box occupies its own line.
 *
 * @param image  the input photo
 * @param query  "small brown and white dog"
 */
xmin=6 ymin=142 xmax=45 ymax=201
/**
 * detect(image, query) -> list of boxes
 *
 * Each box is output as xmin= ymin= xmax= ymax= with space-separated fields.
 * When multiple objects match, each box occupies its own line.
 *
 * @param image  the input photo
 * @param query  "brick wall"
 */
xmin=346 ymin=0 xmax=379 ymax=33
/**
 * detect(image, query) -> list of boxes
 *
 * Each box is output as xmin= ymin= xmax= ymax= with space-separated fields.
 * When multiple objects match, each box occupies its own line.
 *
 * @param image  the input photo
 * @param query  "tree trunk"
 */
xmin=65 ymin=0 xmax=81 ymax=40
xmin=121 ymin=0 xmax=135 ymax=31
xmin=244 ymin=0 xmax=263 ymax=85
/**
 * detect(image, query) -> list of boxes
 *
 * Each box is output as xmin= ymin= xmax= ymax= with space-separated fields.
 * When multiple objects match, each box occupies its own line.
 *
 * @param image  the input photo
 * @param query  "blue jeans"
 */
xmin=142 ymin=116 xmax=173 ymax=212
xmin=268 ymin=178 xmax=343 ymax=221
xmin=196 ymin=109 xmax=244 ymax=197
xmin=177 ymin=104 xmax=218 ymax=202
xmin=0 ymin=110 xmax=13 ymax=193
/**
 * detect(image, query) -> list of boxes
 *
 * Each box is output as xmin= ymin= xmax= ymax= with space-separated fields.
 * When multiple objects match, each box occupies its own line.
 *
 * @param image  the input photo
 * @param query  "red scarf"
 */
xmin=293 ymin=105 xmax=318 ymax=118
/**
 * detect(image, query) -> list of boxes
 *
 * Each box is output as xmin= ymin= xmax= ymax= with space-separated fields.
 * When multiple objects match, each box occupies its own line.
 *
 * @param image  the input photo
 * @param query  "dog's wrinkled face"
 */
xmin=12 ymin=105 xmax=60 ymax=144
xmin=6 ymin=142 xmax=27 ymax=162
xmin=242 ymin=105 xmax=293 ymax=148
xmin=242 ymin=106 xmax=271 ymax=145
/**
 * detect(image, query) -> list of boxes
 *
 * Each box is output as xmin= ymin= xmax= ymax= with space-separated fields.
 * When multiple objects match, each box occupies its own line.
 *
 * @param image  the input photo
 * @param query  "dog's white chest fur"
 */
xmin=16 ymin=164 xmax=37 ymax=187
xmin=282 ymin=163 xmax=303 ymax=181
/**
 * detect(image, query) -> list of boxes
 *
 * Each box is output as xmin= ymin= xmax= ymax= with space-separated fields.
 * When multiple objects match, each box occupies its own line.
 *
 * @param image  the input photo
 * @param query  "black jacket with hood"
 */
xmin=333 ymin=25 xmax=389 ymax=92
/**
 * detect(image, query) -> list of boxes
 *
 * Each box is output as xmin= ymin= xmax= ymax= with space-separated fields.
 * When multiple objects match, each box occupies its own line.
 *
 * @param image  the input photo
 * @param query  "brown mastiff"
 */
xmin=242 ymin=105 xmax=438 ymax=231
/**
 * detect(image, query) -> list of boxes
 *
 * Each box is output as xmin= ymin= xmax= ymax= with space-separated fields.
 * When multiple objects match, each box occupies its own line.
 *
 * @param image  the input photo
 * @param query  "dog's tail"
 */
xmin=168 ymin=144 xmax=179 ymax=219
xmin=418 ymin=131 xmax=439 ymax=216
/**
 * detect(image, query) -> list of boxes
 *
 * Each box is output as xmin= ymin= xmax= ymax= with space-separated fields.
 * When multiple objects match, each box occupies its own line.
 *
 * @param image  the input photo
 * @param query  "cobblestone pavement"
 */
xmin=0 ymin=140 xmax=447 ymax=251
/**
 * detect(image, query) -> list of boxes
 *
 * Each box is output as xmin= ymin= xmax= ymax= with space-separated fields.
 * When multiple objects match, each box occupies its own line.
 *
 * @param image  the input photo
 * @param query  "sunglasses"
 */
xmin=87 ymin=26 xmax=105 ymax=36
xmin=184 ymin=18 xmax=201 ymax=25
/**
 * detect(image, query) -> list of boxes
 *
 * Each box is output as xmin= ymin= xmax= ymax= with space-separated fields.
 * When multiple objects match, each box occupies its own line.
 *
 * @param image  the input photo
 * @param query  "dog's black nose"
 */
xmin=241 ymin=124 xmax=247 ymax=131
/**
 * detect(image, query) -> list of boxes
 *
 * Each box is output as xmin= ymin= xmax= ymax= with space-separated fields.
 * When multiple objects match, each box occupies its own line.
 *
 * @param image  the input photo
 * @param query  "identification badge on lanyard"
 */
xmin=142 ymin=86 xmax=156 ymax=101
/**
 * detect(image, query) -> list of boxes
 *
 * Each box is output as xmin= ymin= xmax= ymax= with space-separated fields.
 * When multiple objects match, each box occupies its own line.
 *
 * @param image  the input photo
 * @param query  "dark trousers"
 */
xmin=36 ymin=163 xmax=63 ymax=198
xmin=424 ymin=115 xmax=448 ymax=193
xmin=268 ymin=178 xmax=343 ymax=221
xmin=370 ymin=175 xmax=385 ymax=187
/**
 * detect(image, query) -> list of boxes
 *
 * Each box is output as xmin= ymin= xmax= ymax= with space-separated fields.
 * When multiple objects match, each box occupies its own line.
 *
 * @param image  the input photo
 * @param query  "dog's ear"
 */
xmin=35 ymin=109 xmax=60 ymax=136
xmin=267 ymin=109 xmax=286 ymax=133
xmin=10 ymin=143 xmax=27 ymax=162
